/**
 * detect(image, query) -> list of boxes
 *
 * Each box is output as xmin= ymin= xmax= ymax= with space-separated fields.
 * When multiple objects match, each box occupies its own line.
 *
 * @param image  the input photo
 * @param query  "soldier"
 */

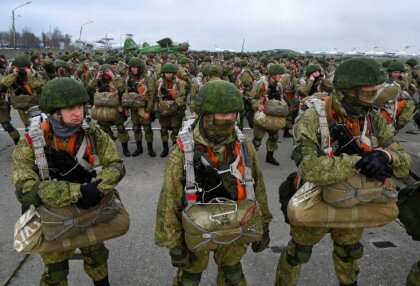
xmin=155 ymin=80 xmax=272 ymax=286
xmin=0 ymin=56 xmax=45 ymax=128
xmin=228 ymin=61 xmax=254 ymax=129
xmin=250 ymin=64 xmax=287 ymax=165
xmin=87 ymin=64 xmax=131 ymax=156
xmin=12 ymin=78 xmax=125 ymax=286
xmin=156 ymin=63 xmax=187 ymax=157
xmin=276 ymin=58 xmax=412 ymax=286
xmin=296 ymin=63 xmax=324 ymax=99
xmin=55 ymin=61 xmax=72 ymax=78
xmin=124 ymin=57 xmax=157 ymax=157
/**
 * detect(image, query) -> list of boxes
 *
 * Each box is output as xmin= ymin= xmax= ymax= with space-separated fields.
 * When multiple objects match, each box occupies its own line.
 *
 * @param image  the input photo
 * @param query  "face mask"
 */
xmin=341 ymin=93 xmax=369 ymax=118
xmin=357 ymin=88 xmax=378 ymax=106
xmin=202 ymin=115 xmax=236 ymax=143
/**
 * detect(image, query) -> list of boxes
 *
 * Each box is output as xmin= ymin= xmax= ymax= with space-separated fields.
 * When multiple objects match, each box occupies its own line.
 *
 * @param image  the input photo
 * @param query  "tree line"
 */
xmin=0 ymin=26 xmax=71 ymax=49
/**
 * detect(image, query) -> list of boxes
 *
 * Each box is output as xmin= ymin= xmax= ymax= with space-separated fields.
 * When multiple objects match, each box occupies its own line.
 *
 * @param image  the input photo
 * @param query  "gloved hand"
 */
xmin=169 ymin=248 xmax=194 ymax=268
xmin=251 ymin=227 xmax=270 ymax=253
xmin=355 ymin=150 xmax=393 ymax=182
xmin=194 ymin=157 xmax=222 ymax=191
xmin=77 ymin=180 xmax=103 ymax=209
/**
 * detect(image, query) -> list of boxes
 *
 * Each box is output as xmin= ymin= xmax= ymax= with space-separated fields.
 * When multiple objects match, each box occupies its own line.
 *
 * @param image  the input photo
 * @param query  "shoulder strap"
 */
xmin=27 ymin=107 xmax=49 ymax=180
xmin=306 ymin=97 xmax=333 ymax=156
xmin=234 ymin=126 xmax=255 ymax=200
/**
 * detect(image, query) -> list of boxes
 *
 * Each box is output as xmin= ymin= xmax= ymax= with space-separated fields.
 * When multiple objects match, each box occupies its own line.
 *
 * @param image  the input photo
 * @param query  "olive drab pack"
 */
xmin=178 ymin=117 xmax=263 ymax=252
xmin=287 ymin=96 xmax=399 ymax=226
xmin=253 ymin=111 xmax=286 ymax=131
xmin=157 ymin=78 xmax=181 ymax=116
xmin=93 ymin=91 xmax=120 ymax=107
xmin=121 ymin=77 xmax=149 ymax=108
xmin=90 ymin=105 xmax=122 ymax=122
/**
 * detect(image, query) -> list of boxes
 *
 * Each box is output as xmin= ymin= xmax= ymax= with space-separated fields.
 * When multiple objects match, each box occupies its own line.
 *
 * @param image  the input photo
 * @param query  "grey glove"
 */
xmin=251 ymin=226 xmax=270 ymax=253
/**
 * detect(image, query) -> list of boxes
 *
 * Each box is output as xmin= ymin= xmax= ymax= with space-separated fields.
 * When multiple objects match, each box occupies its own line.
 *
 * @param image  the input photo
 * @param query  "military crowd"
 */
xmin=1 ymin=49 xmax=420 ymax=285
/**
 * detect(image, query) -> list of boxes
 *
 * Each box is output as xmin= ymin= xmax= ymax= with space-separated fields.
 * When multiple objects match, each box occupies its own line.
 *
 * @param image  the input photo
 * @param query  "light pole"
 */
xmin=12 ymin=1 xmax=31 ymax=49
xmin=78 ymin=20 xmax=93 ymax=47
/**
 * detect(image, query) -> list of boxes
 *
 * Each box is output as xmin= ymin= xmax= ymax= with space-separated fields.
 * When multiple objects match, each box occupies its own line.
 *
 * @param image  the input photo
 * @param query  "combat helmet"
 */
xmin=128 ymin=57 xmax=146 ymax=72
xmin=13 ymin=56 xmax=31 ymax=68
xmin=100 ymin=64 xmax=113 ymax=73
xmin=40 ymin=78 xmax=89 ymax=113
xmin=55 ymin=61 xmax=70 ymax=70
xmin=178 ymin=57 xmax=190 ymax=64
xmin=305 ymin=64 xmax=321 ymax=77
xmin=194 ymin=80 xmax=243 ymax=115
xmin=387 ymin=61 xmax=405 ymax=72
xmin=161 ymin=63 xmax=178 ymax=73
xmin=267 ymin=64 xmax=286 ymax=75
xmin=333 ymin=58 xmax=385 ymax=91
xmin=406 ymin=58 xmax=418 ymax=68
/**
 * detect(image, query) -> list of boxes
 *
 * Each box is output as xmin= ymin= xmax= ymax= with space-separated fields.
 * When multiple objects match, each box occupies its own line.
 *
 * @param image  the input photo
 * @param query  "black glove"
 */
xmin=169 ymin=248 xmax=195 ymax=268
xmin=194 ymin=157 xmax=222 ymax=191
xmin=251 ymin=227 xmax=270 ymax=253
xmin=77 ymin=180 xmax=103 ymax=209
xmin=355 ymin=150 xmax=393 ymax=182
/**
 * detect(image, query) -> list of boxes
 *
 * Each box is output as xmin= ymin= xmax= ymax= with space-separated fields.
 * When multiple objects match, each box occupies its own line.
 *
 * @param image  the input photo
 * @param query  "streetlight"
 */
xmin=78 ymin=20 xmax=94 ymax=46
xmin=12 ymin=1 xmax=31 ymax=49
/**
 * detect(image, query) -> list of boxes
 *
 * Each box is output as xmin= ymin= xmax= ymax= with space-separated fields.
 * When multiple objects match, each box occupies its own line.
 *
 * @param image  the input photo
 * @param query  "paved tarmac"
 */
xmin=0 ymin=110 xmax=419 ymax=286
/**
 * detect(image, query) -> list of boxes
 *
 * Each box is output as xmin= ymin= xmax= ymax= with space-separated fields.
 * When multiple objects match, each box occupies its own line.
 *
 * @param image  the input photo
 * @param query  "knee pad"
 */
xmin=1 ymin=122 xmax=14 ymax=132
xmin=143 ymin=125 xmax=152 ymax=133
xmin=83 ymin=246 xmax=109 ymax=267
xmin=334 ymin=242 xmax=363 ymax=263
xmin=44 ymin=260 xmax=69 ymax=285
xmin=116 ymin=125 xmax=126 ymax=134
xmin=180 ymin=271 xmax=202 ymax=286
xmin=269 ymin=132 xmax=279 ymax=142
xmin=286 ymin=240 xmax=313 ymax=266
xmin=132 ymin=125 xmax=142 ymax=133
xmin=160 ymin=127 xmax=168 ymax=134
xmin=252 ymin=138 xmax=262 ymax=148
xmin=222 ymin=263 xmax=244 ymax=286
xmin=172 ymin=128 xmax=180 ymax=135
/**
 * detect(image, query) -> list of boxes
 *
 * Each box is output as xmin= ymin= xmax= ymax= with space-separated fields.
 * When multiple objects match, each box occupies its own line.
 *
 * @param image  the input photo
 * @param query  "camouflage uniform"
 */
xmin=156 ymin=63 xmax=187 ymax=157
xmin=12 ymin=78 xmax=125 ymax=286
xmin=250 ymin=64 xmax=286 ymax=165
xmin=125 ymin=57 xmax=157 ymax=157
xmin=87 ymin=66 xmax=130 ymax=155
xmin=0 ymin=79 xmax=20 ymax=144
xmin=0 ymin=57 xmax=45 ymax=128
xmin=276 ymin=59 xmax=412 ymax=286
xmin=155 ymin=80 xmax=272 ymax=286
xmin=228 ymin=62 xmax=255 ymax=129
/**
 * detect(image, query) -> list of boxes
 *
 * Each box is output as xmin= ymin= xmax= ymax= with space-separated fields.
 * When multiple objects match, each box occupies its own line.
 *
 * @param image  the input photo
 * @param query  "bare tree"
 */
xmin=20 ymin=26 xmax=41 ymax=49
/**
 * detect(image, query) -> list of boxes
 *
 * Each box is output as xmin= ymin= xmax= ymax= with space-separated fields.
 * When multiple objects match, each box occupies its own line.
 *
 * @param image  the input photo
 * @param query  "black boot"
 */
xmin=340 ymin=283 xmax=357 ymax=286
xmin=266 ymin=151 xmax=279 ymax=166
xmin=132 ymin=141 xmax=143 ymax=157
xmin=93 ymin=276 xmax=110 ymax=286
xmin=283 ymin=128 xmax=293 ymax=138
xmin=122 ymin=143 xmax=131 ymax=157
xmin=13 ymin=137 xmax=20 ymax=145
xmin=147 ymin=142 xmax=156 ymax=157
xmin=160 ymin=142 xmax=169 ymax=158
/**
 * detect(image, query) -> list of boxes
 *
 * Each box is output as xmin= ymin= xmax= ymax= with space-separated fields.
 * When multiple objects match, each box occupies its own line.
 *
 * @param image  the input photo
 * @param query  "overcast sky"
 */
xmin=2 ymin=0 xmax=419 ymax=54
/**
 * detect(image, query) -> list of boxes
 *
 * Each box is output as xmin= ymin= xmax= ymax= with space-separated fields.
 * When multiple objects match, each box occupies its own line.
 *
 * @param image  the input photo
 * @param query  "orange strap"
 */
xmin=23 ymin=82 xmax=33 ymax=95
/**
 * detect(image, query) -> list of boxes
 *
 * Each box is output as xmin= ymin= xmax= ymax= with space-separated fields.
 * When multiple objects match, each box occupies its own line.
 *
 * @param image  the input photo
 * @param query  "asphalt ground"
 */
xmin=0 ymin=109 xmax=419 ymax=286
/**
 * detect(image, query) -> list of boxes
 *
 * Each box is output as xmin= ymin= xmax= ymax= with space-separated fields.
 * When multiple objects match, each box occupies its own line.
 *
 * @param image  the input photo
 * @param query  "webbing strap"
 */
xmin=235 ymin=126 xmax=255 ymax=200
xmin=307 ymin=97 xmax=333 ymax=156
xmin=28 ymin=108 xmax=49 ymax=180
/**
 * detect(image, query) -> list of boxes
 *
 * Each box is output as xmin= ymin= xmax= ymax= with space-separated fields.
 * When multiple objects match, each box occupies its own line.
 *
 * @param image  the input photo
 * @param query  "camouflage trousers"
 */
xmin=276 ymin=225 xmax=364 ymax=286
xmin=98 ymin=119 xmax=129 ymax=144
xmin=131 ymin=108 xmax=153 ymax=143
xmin=18 ymin=109 xmax=30 ymax=128
xmin=252 ymin=125 xmax=279 ymax=152
xmin=159 ymin=116 xmax=182 ymax=143
xmin=407 ymin=260 xmax=420 ymax=286
xmin=0 ymin=100 xmax=20 ymax=142
xmin=40 ymin=242 xmax=109 ymax=286
xmin=173 ymin=244 xmax=247 ymax=286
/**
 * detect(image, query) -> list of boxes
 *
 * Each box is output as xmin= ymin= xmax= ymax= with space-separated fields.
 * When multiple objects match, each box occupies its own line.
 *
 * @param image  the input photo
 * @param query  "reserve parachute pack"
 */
xmin=91 ymin=91 xmax=122 ymax=122
xmin=14 ymin=107 xmax=129 ymax=253
xmin=178 ymin=116 xmax=263 ymax=252
xmin=287 ymin=96 xmax=398 ymax=228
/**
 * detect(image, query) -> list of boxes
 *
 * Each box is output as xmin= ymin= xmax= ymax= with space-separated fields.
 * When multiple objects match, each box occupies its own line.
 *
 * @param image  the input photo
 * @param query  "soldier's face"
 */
xmin=391 ymin=71 xmax=401 ymax=79
xmin=233 ymin=67 xmax=241 ymax=73
xmin=164 ymin=72 xmax=174 ymax=79
xmin=357 ymin=85 xmax=379 ymax=106
xmin=271 ymin=74 xmax=282 ymax=82
xmin=131 ymin=67 xmax=139 ymax=74
xmin=59 ymin=104 xmax=84 ymax=125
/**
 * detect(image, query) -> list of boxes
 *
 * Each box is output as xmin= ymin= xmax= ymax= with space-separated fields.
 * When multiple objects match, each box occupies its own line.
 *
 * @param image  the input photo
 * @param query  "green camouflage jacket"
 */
xmin=155 ymin=121 xmax=272 ymax=249
xmin=293 ymin=92 xmax=412 ymax=186
xmin=12 ymin=121 xmax=125 ymax=208
xmin=0 ymin=73 xmax=45 ymax=91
